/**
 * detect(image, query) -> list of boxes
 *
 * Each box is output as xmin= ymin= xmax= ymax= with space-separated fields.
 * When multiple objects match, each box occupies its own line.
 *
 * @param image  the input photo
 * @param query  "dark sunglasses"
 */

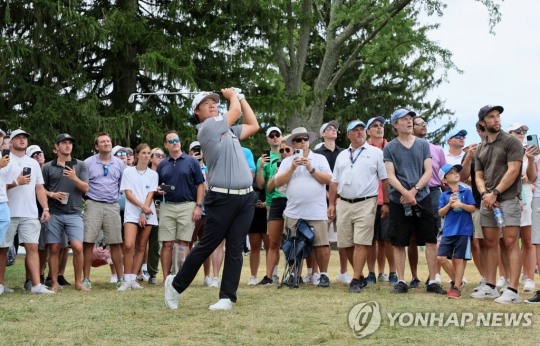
xmin=31 ymin=152 xmax=43 ymax=158
xmin=512 ymin=130 xmax=527 ymax=135
xmin=414 ymin=122 xmax=427 ymax=127
xmin=453 ymin=134 xmax=466 ymax=139
xmin=153 ymin=153 xmax=165 ymax=159
xmin=293 ymin=136 xmax=309 ymax=143
xmin=279 ymin=148 xmax=291 ymax=153
xmin=167 ymin=138 xmax=181 ymax=144
xmin=268 ymin=133 xmax=281 ymax=139
xmin=115 ymin=152 xmax=127 ymax=157
xmin=103 ymin=164 xmax=109 ymax=177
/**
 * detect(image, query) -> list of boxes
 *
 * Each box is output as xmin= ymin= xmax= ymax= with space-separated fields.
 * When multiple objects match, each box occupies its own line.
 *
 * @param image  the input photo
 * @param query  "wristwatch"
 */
xmin=309 ymin=168 xmax=316 ymax=174
xmin=195 ymin=203 xmax=203 ymax=208
xmin=414 ymin=185 xmax=421 ymax=191
xmin=492 ymin=189 xmax=501 ymax=197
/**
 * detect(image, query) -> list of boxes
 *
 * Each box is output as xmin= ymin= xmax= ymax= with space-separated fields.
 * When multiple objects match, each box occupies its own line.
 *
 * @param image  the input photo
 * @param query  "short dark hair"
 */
xmin=163 ymin=130 xmax=178 ymax=144
xmin=475 ymin=121 xmax=485 ymax=132
xmin=94 ymin=132 xmax=110 ymax=145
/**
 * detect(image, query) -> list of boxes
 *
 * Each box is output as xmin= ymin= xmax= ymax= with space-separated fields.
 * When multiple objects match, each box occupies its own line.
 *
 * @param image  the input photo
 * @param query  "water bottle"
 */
xmin=493 ymin=207 xmax=505 ymax=229
xmin=172 ymin=243 xmax=186 ymax=275
xmin=404 ymin=203 xmax=413 ymax=217
xmin=452 ymin=188 xmax=462 ymax=212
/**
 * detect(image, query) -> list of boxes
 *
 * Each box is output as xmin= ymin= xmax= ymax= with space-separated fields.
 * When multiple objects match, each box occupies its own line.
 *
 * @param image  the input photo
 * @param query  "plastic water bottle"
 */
xmin=493 ymin=207 xmax=505 ymax=229
xmin=403 ymin=203 xmax=413 ymax=217
xmin=452 ymin=188 xmax=462 ymax=212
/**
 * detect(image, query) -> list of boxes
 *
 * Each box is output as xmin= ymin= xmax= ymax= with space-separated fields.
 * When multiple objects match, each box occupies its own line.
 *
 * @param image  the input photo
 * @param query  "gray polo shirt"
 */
xmin=42 ymin=159 xmax=88 ymax=214
xmin=198 ymin=114 xmax=252 ymax=189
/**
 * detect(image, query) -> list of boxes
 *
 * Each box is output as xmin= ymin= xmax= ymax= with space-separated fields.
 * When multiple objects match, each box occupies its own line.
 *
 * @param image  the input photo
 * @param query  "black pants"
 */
xmin=172 ymin=191 xmax=256 ymax=302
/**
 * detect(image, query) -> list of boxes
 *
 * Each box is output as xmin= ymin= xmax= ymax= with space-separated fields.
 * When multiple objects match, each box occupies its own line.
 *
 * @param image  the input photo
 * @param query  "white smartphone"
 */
xmin=294 ymin=149 xmax=302 ymax=156
xmin=527 ymin=134 xmax=539 ymax=147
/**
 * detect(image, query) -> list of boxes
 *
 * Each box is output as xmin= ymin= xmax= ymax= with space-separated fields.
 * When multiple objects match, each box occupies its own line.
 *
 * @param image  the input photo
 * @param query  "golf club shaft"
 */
xmin=128 ymin=90 xmax=223 ymax=103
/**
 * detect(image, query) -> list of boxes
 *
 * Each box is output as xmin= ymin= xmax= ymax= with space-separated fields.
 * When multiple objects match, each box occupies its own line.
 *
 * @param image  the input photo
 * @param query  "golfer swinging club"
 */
xmin=165 ymin=87 xmax=259 ymax=311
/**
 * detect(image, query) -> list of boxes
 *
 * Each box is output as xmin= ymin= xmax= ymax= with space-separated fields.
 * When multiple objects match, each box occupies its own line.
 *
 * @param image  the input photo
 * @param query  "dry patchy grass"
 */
xmin=1 ymin=250 xmax=540 ymax=345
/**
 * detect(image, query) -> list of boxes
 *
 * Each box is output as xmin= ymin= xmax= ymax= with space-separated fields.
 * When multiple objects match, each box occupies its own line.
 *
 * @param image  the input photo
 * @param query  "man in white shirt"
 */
xmin=328 ymin=120 xmax=389 ymax=293
xmin=445 ymin=129 xmax=467 ymax=165
xmin=0 ymin=129 xmax=53 ymax=294
xmin=274 ymin=127 xmax=332 ymax=287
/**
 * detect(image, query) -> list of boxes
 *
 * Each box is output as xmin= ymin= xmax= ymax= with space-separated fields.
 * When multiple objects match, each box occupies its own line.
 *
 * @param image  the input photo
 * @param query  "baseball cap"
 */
xmin=507 ymin=123 xmax=529 ymax=132
xmin=438 ymin=163 xmax=463 ymax=181
xmin=446 ymin=129 xmax=467 ymax=141
xmin=55 ymin=133 xmax=75 ymax=144
xmin=10 ymin=129 xmax=30 ymax=140
xmin=478 ymin=105 xmax=504 ymax=120
xmin=366 ymin=116 xmax=385 ymax=129
xmin=111 ymin=145 xmax=127 ymax=157
xmin=266 ymin=126 xmax=282 ymax=137
xmin=346 ymin=120 xmax=366 ymax=132
xmin=391 ymin=109 xmax=416 ymax=123
xmin=191 ymin=92 xmax=220 ymax=111
xmin=319 ymin=120 xmax=339 ymax=136
xmin=0 ymin=129 xmax=6 ymax=137
xmin=26 ymin=145 xmax=43 ymax=158
xmin=189 ymin=141 xmax=201 ymax=152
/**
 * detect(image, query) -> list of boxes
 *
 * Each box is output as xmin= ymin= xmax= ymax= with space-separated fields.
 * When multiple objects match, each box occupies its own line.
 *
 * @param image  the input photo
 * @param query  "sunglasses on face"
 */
xmin=453 ymin=134 xmax=466 ymax=140
xmin=115 ymin=152 xmax=127 ymax=157
xmin=103 ymin=164 xmax=109 ymax=176
xmin=268 ymin=133 xmax=281 ymax=139
xmin=512 ymin=130 xmax=527 ymax=135
xmin=167 ymin=138 xmax=181 ymax=144
xmin=153 ymin=153 xmax=165 ymax=159
xmin=369 ymin=124 xmax=383 ymax=129
xmin=293 ymin=136 xmax=309 ymax=143
xmin=279 ymin=148 xmax=291 ymax=153
xmin=414 ymin=122 xmax=427 ymax=127
xmin=31 ymin=152 xmax=43 ymax=158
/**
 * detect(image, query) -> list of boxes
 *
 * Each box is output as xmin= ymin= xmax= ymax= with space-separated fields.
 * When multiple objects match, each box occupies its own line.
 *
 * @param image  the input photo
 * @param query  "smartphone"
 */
xmin=22 ymin=167 xmax=31 ymax=176
xmin=263 ymin=149 xmax=270 ymax=157
xmin=160 ymin=184 xmax=176 ymax=193
xmin=527 ymin=134 xmax=539 ymax=147
xmin=276 ymin=161 xmax=282 ymax=168
xmin=1 ymin=149 xmax=10 ymax=157
xmin=294 ymin=149 xmax=301 ymax=156
xmin=64 ymin=161 xmax=74 ymax=170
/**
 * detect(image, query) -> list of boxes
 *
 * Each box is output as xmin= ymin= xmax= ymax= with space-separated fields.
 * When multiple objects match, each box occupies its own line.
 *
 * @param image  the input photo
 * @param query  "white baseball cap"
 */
xmin=191 ymin=92 xmax=220 ymax=111
xmin=26 ymin=145 xmax=43 ymax=158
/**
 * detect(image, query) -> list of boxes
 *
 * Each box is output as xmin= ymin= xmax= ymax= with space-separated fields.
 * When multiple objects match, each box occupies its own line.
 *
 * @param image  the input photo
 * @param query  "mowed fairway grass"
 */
xmin=1 ymin=249 xmax=540 ymax=345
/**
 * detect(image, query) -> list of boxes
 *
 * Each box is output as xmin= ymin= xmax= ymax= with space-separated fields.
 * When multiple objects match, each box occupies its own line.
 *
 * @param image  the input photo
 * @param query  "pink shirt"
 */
xmin=368 ymin=138 xmax=388 ymax=205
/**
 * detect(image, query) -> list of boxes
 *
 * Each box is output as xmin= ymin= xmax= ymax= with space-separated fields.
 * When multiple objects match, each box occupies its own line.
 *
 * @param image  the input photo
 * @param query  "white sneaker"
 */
xmin=523 ymin=278 xmax=536 ymax=292
xmin=117 ymin=281 xmax=132 ymax=291
xmin=204 ymin=275 xmax=212 ymax=287
xmin=462 ymin=276 xmax=468 ymax=285
xmin=164 ymin=275 xmax=180 ymax=310
xmin=312 ymin=273 xmax=320 ymax=286
xmin=496 ymin=276 xmax=506 ymax=288
xmin=435 ymin=273 xmax=442 ymax=284
xmin=0 ymin=285 xmax=3 ymax=295
xmin=131 ymin=281 xmax=144 ymax=290
xmin=248 ymin=276 xmax=258 ymax=286
xmin=303 ymin=273 xmax=312 ymax=284
xmin=209 ymin=298 xmax=233 ymax=311
xmin=499 ymin=279 xmax=510 ymax=293
xmin=470 ymin=284 xmax=500 ymax=299
xmin=31 ymin=284 xmax=55 ymax=294
xmin=494 ymin=289 xmax=522 ymax=304
xmin=110 ymin=274 xmax=118 ymax=284
xmin=473 ymin=278 xmax=487 ymax=292
xmin=3 ymin=286 xmax=14 ymax=293
xmin=336 ymin=272 xmax=352 ymax=284
xmin=209 ymin=277 xmax=220 ymax=288
xmin=378 ymin=273 xmax=389 ymax=282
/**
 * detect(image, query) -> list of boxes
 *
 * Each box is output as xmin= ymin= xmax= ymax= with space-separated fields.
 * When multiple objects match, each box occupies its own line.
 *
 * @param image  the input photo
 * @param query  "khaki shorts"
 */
xmin=479 ymin=197 xmax=521 ymax=228
xmin=284 ymin=217 xmax=329 ymax=247
xmin=336 ymin=198 xmax=377 ymax=247
xmin=1 ymin=217 xmax=41 ymax=247
xmin=159 ymin=202 xmax=195 ymax=242
xmin=532 ymin=198 xmax=540 ymax=244
xmin=83 ymin=200 xmax=122 ymax=244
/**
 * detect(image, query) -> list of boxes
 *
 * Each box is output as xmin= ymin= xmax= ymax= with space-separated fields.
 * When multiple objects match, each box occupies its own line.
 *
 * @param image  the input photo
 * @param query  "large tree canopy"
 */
xmin=0 ymin=0 xmax=501 ymax=157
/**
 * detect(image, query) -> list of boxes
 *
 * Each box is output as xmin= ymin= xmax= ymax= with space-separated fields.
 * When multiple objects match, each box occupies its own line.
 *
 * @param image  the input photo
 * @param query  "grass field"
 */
xmin=1 ymin=249 xmax=540 ymax=345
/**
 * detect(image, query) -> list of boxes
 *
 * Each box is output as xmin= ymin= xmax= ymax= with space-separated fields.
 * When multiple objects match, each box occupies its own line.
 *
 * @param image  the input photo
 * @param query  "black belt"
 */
xmin=429 ymin=186 xmax=441 ymax=191
xmin=86 ymin=197 xmax=115 ymax=204
xmin=340 ymin=195 xmax=377 ymax=203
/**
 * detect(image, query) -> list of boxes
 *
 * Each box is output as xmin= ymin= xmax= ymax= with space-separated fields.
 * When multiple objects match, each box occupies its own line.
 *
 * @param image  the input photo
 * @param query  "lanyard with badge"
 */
xmin=343 ymin=147 xmax=364 ymax=185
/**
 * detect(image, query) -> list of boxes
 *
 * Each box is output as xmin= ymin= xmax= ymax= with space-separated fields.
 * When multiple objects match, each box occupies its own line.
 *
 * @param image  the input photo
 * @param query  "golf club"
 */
xmin=128 ymin=90 xmax=224 ymax=103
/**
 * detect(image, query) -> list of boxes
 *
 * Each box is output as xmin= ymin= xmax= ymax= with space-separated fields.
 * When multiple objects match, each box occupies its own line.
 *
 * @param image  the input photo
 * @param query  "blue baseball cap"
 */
xmin=446 ymin=129 xmax=467 ymax=141
xmin=366 ymin=116 xmax=386 ymax=129
xmin=391 ymin=109 xmax=416 ymax=123
xmin=346 ymin=120 xmax=366 ymax=132
xmin=438 ymin=163 xmax=463 ymax=180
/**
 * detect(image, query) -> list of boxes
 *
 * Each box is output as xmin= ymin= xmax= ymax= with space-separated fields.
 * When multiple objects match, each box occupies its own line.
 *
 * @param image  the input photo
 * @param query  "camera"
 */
xmin=160 ymin=184 xmax=176 ymax=193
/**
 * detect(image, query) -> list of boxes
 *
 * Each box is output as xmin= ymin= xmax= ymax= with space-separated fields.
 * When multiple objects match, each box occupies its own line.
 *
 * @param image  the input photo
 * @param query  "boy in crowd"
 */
xmin=437 ymin=164 xmax=475 ymax=299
